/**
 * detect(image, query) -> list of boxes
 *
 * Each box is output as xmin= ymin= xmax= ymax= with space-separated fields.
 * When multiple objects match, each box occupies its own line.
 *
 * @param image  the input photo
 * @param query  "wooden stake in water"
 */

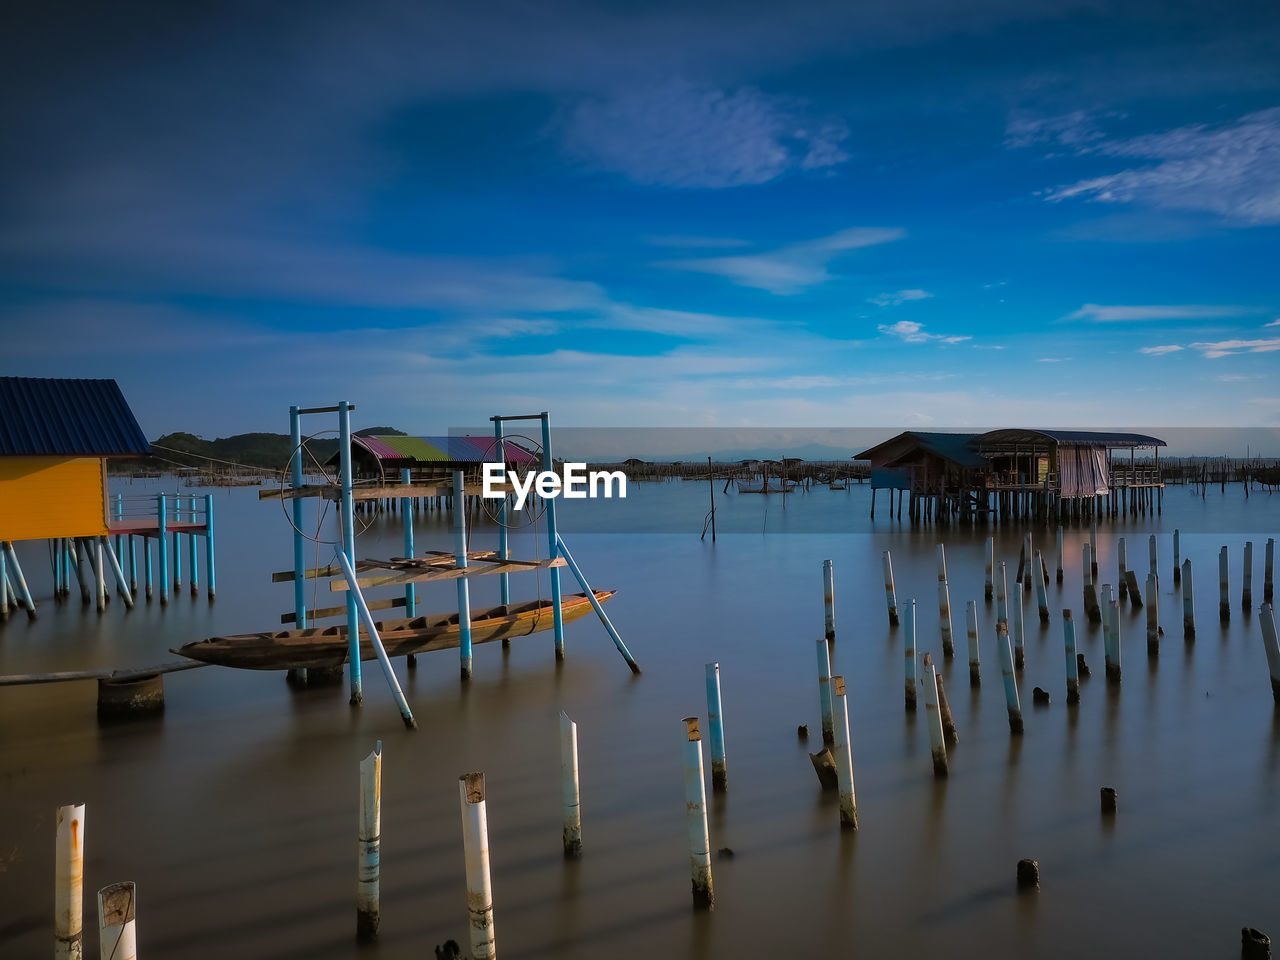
xmin=1106 ymin=595 xmax=1122 ymax=683
xmin=985 ymin=537 xmax=994 ymax=601
xmin=1118 ymin=537 xmax=1129 ymax=601
xmin=816 ymin=636 xmax=835 ymax=746
xmin=1265 ymin=538 xmax=1275 ymax=604
xmin=997 ymin=619 xmax=1023 ymax=734
xmin=1090 ymin=524 xmax=1098 ymax=581
xmin=1034 ymin=549 xmax=1050 ymax=623
xmin=55 ymin=803 xmax=85 ymax=960
xmin=823 ymin=559 xmax=835 ymax=642
xmin=937 ymin=543 xmax=949 ymax=582
xmin=1260 ymin=604 xmax=1280 ymax=705
xmin=682 ymin=719 xmax=714 ymax=908
xmin=705 ymin=663 xmax=728 ymax=791
xmin=357 ymin=742 xmax=382 ymax=941
xmin=1063 ymin=610 xmax=1080 ymax=704
xmin=922 ymin=661 xmax=948 ymax=778
xmin=1056 ymin=525 xmax=1064 ymax=584
xmin=938 ymin=545 xmax=955 ymax=657
xmin=1083 ymin=544 xmax=1101 ymax=624
xmin=831 ymin=676 xmax=859 ymax=830
xmin=1220 ymin=546 xmax=1231 ymax=623
xmin=1183 ymin=558 xmax=1196 ymax=640
xmin=560 ymin=713 xmax=582 ymax=857
xmin=882 ymin=551 xmax=899 ymax=626
xmin=904 ymin=599 xmax=917 ymax=711
xmin=966 ymin=600 xmax=981 ymax=687
xmin=1011 ymin=578 xmax=1025 ymax=669
xmin=1149 ymin=534 xmax=1158 ymax=589
xmin=97 ymin=882 xmax=136 ymax=960
xmin=1244 ymin=541 xmax=1254 ymax=611
xmin=459 ymin=772 xmax=497 ymax=957
xmin=1023 ymin=532 xmax=1034 ymax=594
xmin=996 ymin=562 xmax=1008 ymax=624
xmin=1145 ymin=573 xmax=1159 ymax=656
xmin=1173 ymin=529 xmax=1181 ymax=585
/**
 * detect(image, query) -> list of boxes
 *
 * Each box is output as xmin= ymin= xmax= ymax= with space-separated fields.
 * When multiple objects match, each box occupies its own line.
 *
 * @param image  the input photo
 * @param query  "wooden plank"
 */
xmin=270 ymin=551 xmax=498 ymax=582
xmin=282 ymin=595 xmax=406 ymax=624
xmin=0 ymin=660 xmax=209 ymax=687
xmin=259 ymin=481 xmax=518 ymax=502
xmin=330 ymin=556 xmax=566 ymax=592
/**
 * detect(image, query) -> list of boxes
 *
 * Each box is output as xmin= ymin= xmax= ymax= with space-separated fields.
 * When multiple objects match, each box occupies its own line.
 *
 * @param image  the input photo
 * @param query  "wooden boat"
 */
xmin=172 ymin=590 xmax=614 ymax=670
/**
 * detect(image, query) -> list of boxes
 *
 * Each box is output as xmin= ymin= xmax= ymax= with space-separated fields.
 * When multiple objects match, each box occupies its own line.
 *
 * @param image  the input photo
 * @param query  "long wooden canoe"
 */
xmin=172 ymin=590 xmax=614 ymax=670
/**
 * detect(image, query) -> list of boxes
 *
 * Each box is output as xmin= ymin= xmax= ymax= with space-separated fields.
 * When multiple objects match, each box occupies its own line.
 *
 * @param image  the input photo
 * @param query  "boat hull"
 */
xmin=172 ymin=590 xmax=614 ymax=670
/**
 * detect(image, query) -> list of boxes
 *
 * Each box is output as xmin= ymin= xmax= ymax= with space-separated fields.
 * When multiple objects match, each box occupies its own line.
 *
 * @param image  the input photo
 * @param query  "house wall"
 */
xmin=0 ymin=456 xmax=108 ymax=540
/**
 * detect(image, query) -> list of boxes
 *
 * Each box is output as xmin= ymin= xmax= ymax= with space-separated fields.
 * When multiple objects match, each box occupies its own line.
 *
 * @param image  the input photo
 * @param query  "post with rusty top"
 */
xmin=1244 ymin=541 xmax=1254 ymax=611
xmin=1056 ymin=525 xmax=1064 ymax=584
xmin=1083 ymin=544 xmax=1101 ymax=624
xmin=832 ymin=676 xmax=859 ymax=829
xmin=97 ymin=882 xmax=136 ymax=960
xmin=923 ymin=661 xmax=948 ymax=778
xmin=1145 ymin=573 xmax=1159 ymax=656
xmin=882 ymin=550 xmax=899 ymax=626
xmin=1173 ymin=529 xmax=1181 ymax=585
xmin=984 ymin=537 xmax=994 ymax=601
xmin=1011 ymin=573 xmax=1026 ymax=669
xmin=1118 ymin=537 xmax=1128 ymax=601
xmin=55 ymin=803 xmax=85 ymax=960
xmin=1258 ymin=605 xmax=1280 ymax=705
xmin=1265 ymin=538 xmax=1275 ymax=603
xmin=1035 ymin=549 xmax=1050 ymax=623
xmin=1220 ymin=546 xmax=1231 ymax=623
xmin=904 ymin=599 xmax=917 ymax=711
xmin=357 ymin=741 xmax=382 ymax=941
xmin=459 ymin=772 xmax=497 ymax=958
xmin=560 ymin=712 xmax=583 ymax=857
xmin=823 ymin=559 xmax=835 ymax=642
xmin=997 ymin=619 xmax=1023 ymax=734
xmin=1183 ymin=558 xmax=1196 ymax=640
xmin=682 ymin=718 xmax=714 ymax=908
xmin=705 ymin=662 xmax=728 ymax=791
xmin=1063 ymin=610 xmax=1079 ymax=704
xmin=816 ymin=636 xmax=835 ymax=745
xmin=966 ymin=600 xmax=981 ymax=687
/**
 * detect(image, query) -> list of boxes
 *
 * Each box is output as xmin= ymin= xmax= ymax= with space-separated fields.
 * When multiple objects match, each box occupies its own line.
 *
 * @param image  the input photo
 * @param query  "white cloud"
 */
xmin=1046 ymin=108 xmax=1280 ymax=224
xmin=869 ymin=288 xmax=933 ymax=307
xmin=645 ymin=235 xmax=750 ymax=248
xmin=878 ymin=320 xmax=970 ymax=345
xmin=562 ymin=81 xmax=849 ymax=189
xmin=663 ymin=226 xmax=904 ymax=294
xmin=1140 ymin=344 xmax=1184 ymax=355
xmin=1189 ymin=337 xmax=1280 ymax=359
xmin=1063 ymin=303 xmax=1252 ymax=323
xmin=1006 ymin=110 xmax=1104 ymax=150
xmin=1266 ymin=319 xmax=1280 ymax=328
xmin=1036 ymin=357 xmax=1069 ymax=362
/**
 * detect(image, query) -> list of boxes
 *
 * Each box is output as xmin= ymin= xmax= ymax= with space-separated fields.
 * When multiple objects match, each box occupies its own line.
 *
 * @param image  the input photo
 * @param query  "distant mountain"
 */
xmin=147 ymin=427 xmax=407 ymax=471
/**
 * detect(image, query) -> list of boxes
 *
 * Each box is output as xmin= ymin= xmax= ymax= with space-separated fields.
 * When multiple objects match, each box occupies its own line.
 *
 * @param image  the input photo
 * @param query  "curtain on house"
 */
xmin=1059 ymin=445 xmax=1110 ymax=498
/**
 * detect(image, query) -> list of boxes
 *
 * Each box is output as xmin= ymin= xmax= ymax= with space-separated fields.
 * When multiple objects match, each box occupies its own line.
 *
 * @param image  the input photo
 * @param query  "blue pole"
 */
xmin=144 ymin=529 xmax=153 ymax=601
xmin=128 ymin=533 xmax=136 ymax=594
xmin=554 ymin=534 xmax=641 ymax=673
xmin=204 ymin=493 xmax=216 ymax=600
xmin=494 ymin=420 xmax=510 ymax=607
xmin=542 ymin=413 xmax=564 ymax=660
xmin=172 ymin=492 xmax=181 ymax=589
xmin=52 ymin=537 xmax=62 ymax=599
xmin=3 ymin=542 xmax=36 ymax=618
xmin=289 ymin=406 xmax=305 ymax=627
xmin=189 ymin=495 xmax=198 ymax=596
xmin=401 ymin=468 xmax=415 ymax=618
xmin=158 ymin=493 xmax=169 ymax=604
xmin=340 ymin=401 xmax=362 ymax=704
xmin=705 ymin=662 xmax=727 ymax=791
xmin=114 ymin=493 xmax=123 ymax=560
xmin=455 ymin=470 xmax=473 ymax=680
xmin=335 ymin=549 xmax=416 ymax=728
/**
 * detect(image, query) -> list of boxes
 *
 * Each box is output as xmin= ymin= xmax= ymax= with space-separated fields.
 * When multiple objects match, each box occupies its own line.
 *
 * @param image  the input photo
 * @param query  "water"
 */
xmin=1 ymin=477 xmax=1278 ymax=957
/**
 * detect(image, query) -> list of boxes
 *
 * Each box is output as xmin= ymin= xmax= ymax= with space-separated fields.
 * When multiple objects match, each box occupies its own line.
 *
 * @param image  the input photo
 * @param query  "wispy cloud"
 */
xmin=1139 ymin=344 xmax=1184 ymax=355
xmin=663 ymin=226 xmax=904 ymax=294
xmin=1046 ymin=108 xmax=1280 ymax=225
xmin=1005 ymin=110 xmax=1104 ymax=150
xmin=1036 ymin=357 xmax=1069 ymax=362
xmin=1189 ymin=338 xmax=1280 ymax=359
xmin=562 ymin=80 xmax=849 ymax=188
xmin=1266 ymin=319 xmax=1280 ymax=328
xmin=645 ymin=235 xmax=750 ymax=248
xmin=878 ymin=320 xmax=970 ymax=345
xmin=1063 ymin=303 xmax=1252 ymax=323
xmin=868 ymin=288 xmax=932 ymax=307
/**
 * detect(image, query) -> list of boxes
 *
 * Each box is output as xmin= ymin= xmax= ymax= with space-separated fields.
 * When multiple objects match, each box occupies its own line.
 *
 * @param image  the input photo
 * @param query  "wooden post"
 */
xmin=1244 ymin=541 xmax=1254 ymax=611
xmin=1011 ymin=574 xmax=1025 ymax=669
xmin=882 ymin=551 xmax=899 ymax=626
xmin=1149 ymin=534 xmax=1158 ymax=589
xmin=357 ymin=742 xmax=382 ymax=941
xmin=1258 ymin=604 xmax=1280 ymax=704
xmin=1063 ymin=610 xmax=1079 ymax=704
xmin=937 ymin=546 xmax=954 ymax=656
xmin=1173 ymin=529 xmax=1181 ymax=585
xmin=922 ymin=660 xmax=948 ymax=778
xmin=1056 ymin=525 xmax=1064 ymax=583
xmin=705 ymin=663 xmax=728 ymax=791
xmin=55 ymin=803 xmax=85 ymax=960
xmin=1265 ymin=538 xmax=1275 ymax=604
xmin=832 ymin=676 xmax=859 ymax=829
xmin=1106 ymin=592 xmax=1122 ymax=682
xmin=904 ymin=599 xmax=917 ymax=711
xmin=1145 ymin=573 xmax=1159 ymax=656
xmin=1090 ymin=523 xmax=1098 ymax=581
xmin=459 ymin=772 xmax=497 ymax=957
xmin=823 ymin=559 xmax=835 ymax=642
xmin=682 ymin=719 xmax=714 ymax=908
xmin=560 ymin=713 xmax=583 ymax=857
xmin=1118 ymin=537 xmax=1128 ymax=601
xmin=997 ymin=619 xmax=1023 ymax=734
xmin=97 ymin=882 xmax=136 ymax=960
xmin=816 ymin=636 xmax=835 ymax=745
xmin=1034 ymin=549 xmax=1050 ymax=623
xmin=1220 ymin=546 xmax=1231 ymax=623
xmin=966 ymin=600 xmax=981 ymax=687
xmin=985 ymin=537 xmax=994 ymax=601
xmin=996 ymin=561 xmax=1008 ymax=623
xmin=1183 ymin=558 xmax=1196 ymax=640
xmin=1083 ymin=544 xmax=1101 ymax=623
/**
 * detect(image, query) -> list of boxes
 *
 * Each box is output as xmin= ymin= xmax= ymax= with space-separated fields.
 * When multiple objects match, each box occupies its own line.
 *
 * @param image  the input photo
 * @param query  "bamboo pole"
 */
xmin=682 ymin=719 xmax=713 ymax=908
xmin=459 ymin=772 xmax=497 ymax=957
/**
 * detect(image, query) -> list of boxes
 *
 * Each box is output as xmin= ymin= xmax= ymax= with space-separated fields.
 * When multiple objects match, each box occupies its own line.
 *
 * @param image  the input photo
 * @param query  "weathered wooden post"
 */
xmin=816 ymin=636 xmax=835 ymax=745
xmin=831 ymin=676 xmax=859 ymax=829
xmin=97 ymin=882 xmax=136 ymax=960
xmin=1118 ymin=536 xmax=1128 ymax=601
xmin=1149 ymin=534 xmax=1158 ymax=589
xmin=904 ymin=599 xmax=917 ymax=711
xmin=1258 ymin=604 xmax=1280 ymax=705
xmin=938 ymin=544 xmax=955 ymax=656
xmin=1024 ymin=532 xmax=1034 ymax=594
xmin=1034 ymin=549 xmax=1050 ymax=623
xmin=1265 ymin=538 xmax=1275 ymax=603
xmin=922 ymin=659 xmax=948 ymax=778
xmin=1183 ymin=558 xmax=1196 ymax=640
xmin=357 ymin=742 xmax=382 ymax=941
xmin=55 ymin=803 xmax=85 ymax=960
xmin=996 ymin=561 xmax=1008 ymax=624
xmin=997 ymin=619 xmax=1023 ymax=734
xmin=1083 ymin=544 xmax=1101 ymax=624
xmin=459 ymin=772 xmax=497 ymax=957
xmin=1145 ymin=573 xmax=1159 ymax=656
xmin=1063 ymin=610 xmax=1079 ymax=704
xmin=966 ymin=600 xmax=981 ymax=687
xmin=882 ymin=551 xmax=899 ymax=626
xmin=985 ymin=537 xmax=994 ymax=601
xmin=1107 ymin=595 xmax=1122 ymax=682
xmin=1244 ymin=541 xmax=1254 ymax=611
xmin=682 ymin=719 xmax=714 ymax=908
xmin=561 ymin=712 xmax=583 ymax=857
xmin=1173 ymin=529 xmax=1181 ymax=585
xmin=705 ymin=662 xmax=728 ymax=791
xmin=1090 ymin=523 xmax=1098 ymax=580
xmin=823 ymin=559 xmax=835 ymax=642
xmin=1220 ymin=546 xmax=1231 ymax=623
xmin=1056 ymin=525 xmax=1064 ymax=583
xmin=1011 ymin=577 xmax=1025 ymax=669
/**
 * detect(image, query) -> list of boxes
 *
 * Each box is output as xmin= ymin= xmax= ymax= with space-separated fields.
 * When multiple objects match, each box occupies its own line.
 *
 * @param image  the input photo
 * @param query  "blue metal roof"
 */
xmin=979 ymin=429 xmax=1165 ymax=449
xmin=0 ymin=378 xmax=151 ymax=457
xmin=854 ymin=431 xmax=987 ymax=468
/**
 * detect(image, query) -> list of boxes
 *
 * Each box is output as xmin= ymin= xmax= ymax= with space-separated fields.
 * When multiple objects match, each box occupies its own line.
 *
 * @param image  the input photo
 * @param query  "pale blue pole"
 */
xmin=542 ymin=413 xmax=565 ymax=659
xmin=204 ymin=493 xmax=216 ymax=600
xmin=189 ymin=495 xmax=198 ymax=596
xmin=128 ymin=532 xmax=136 ymax=594
xmin=340 ymin=401 xmax=361 ymax=703
xmin=706 ymin=662 xmax=727 ymax=791
xmin=3 ymin=542 xmax=36 ymax=618
xmin=554 ymin=534 xmax=641 ymax=673
xmin=401 ymin=468 xmax=415 ymax=619
xmin=114 ymin=493 xmax=123 ymax=559
xmin=494 ymin=420 xmax=510 ymax=607
xmin=290 ymin=406 xmax=306 ymax=626
xmin=336 ymin=550 xmax=416 ymax=728
xmin=455 ymin=470 xmax=473 ymax=680
xmin=143 ymin=528 xmax=153 ymax=601
xmin=823 ymin=559 xmax=835 ymax=642
xmin=157 ymin=493 xmax=169 ymax=604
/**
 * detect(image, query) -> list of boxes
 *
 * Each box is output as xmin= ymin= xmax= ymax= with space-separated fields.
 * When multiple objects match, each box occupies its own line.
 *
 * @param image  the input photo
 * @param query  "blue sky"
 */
xmin=2 ymin=0 xmax=1278 ymax=444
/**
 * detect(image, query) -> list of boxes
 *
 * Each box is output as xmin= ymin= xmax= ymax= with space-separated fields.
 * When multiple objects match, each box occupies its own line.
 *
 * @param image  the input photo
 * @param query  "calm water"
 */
xmin=2 ymin=477 xmax=1279 ymax=957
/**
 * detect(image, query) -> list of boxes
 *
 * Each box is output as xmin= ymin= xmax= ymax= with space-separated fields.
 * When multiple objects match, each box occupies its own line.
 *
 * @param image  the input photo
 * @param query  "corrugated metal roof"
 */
xmin=0 ymin=377 xmax=150 ymax=457
xmin=979 ymin=429 xmax=1166 ymax=449
xmin=855 ymin=431 xmax=986 ymax=467
xmin=351 ymin=435 xmax=537 ymax=464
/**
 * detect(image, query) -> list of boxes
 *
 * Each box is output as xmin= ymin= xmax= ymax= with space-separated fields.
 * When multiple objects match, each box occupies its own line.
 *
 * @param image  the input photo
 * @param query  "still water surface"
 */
xmin=1 ymin=477 xmax=1279 ymax=957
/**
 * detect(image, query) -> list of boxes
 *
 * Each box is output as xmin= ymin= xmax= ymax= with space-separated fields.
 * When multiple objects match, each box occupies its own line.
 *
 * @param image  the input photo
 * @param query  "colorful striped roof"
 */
xmin=0 ymin=377 xmax=150 ymax=457
xmin=352 ymin=435 xmax=538 ymax=464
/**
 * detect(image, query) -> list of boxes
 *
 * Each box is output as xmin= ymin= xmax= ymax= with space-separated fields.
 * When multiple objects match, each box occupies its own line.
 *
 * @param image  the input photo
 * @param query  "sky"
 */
xmin=2 ymin=0 xmax=1279 ymax=448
